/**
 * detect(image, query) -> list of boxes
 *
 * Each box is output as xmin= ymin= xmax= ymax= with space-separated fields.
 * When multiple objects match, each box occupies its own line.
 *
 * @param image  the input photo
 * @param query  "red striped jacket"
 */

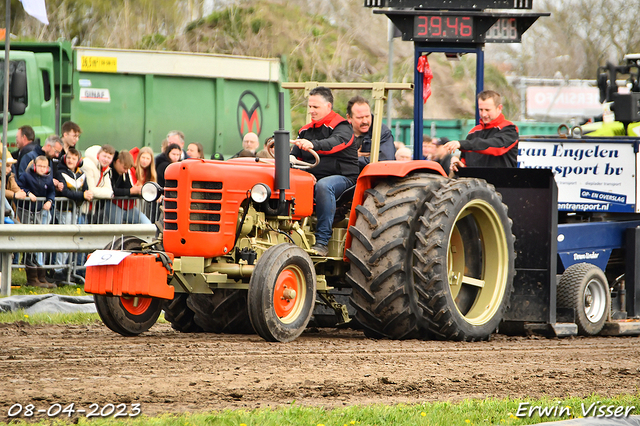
xmin=460 ymin=114 xmax=519 ymax=168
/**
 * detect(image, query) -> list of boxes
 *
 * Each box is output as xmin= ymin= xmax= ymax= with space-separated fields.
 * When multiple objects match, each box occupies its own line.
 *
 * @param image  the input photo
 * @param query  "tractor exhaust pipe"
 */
xmin=274 ymin=91 xmax=290 ymax=213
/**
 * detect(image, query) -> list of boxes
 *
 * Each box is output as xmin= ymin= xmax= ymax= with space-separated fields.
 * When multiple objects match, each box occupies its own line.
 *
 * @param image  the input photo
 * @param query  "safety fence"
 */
xmin=1 ymin=196 xmax=161 ymax=294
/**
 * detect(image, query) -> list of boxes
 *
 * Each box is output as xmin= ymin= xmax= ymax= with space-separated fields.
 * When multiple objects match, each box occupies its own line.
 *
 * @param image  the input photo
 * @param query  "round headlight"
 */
xmin=142 ymin=182 xmax=162 ymax=202
xmin=250 ymin=183 xmax=271 ymax=203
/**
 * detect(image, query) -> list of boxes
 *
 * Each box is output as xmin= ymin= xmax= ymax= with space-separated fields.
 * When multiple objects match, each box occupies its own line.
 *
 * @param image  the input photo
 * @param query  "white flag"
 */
xmin=19 ymin=0 xmax=49 ymax=25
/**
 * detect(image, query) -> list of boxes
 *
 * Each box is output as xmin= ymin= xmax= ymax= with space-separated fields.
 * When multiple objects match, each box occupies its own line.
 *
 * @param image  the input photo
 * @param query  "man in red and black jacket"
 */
xmin=290 ymin=86 xmax=358 ymax=256
xmin=445 ymin=90 xmax=519 ymax=172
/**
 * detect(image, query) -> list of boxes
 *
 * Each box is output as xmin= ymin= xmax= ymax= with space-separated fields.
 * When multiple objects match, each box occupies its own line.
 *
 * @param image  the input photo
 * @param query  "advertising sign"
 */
xmin=518 ymin=140 xmax=637 ymax=212
xmin=526 ymin=86 xmax=603 ymax=117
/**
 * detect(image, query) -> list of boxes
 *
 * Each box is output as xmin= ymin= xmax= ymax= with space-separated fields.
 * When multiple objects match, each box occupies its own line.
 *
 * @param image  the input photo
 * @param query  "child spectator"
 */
xmin=107 ymin=150 xmax=150 ymax=224
xmin=82 ymin=144 xmax=115 ymax=223
xmin=16 ymin=156 xmax=56 ymax=288
xmin=53 ymin=148 xmax=93 ymax=282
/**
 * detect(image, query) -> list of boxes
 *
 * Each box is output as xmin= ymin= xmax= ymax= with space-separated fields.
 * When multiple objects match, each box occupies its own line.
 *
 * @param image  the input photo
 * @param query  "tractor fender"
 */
xmin=344 ymin=160 xmax=446 ymax=258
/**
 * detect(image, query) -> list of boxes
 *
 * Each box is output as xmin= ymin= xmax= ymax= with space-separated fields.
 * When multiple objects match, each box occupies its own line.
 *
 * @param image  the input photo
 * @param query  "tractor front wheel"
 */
xmin=94 ymin=295 xmax=163 ymax=336
xmin=248 ymin=243 xmax=316 ymax=342
xmin=93 ymin=236 xmax=164 ymax=336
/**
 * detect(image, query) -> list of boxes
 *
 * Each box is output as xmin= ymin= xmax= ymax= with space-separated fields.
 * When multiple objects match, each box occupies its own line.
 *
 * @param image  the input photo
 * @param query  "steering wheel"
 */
xmin=265 ymin=137 xmax=320 ymax=170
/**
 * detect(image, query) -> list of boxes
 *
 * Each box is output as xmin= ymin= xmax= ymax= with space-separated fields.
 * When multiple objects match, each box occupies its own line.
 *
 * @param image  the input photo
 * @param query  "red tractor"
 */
xmin=84 ymin=83 xmax=515 ymax=342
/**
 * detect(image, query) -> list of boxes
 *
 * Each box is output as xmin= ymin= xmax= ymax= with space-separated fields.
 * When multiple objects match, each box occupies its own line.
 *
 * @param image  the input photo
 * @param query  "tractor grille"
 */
xmin=163 ymin=179 xmax=223 ymax=233
xmin=190 ymin=181 xmax=223 ymax=233
xmin=164 ymin=180 xmax=178 ymax=230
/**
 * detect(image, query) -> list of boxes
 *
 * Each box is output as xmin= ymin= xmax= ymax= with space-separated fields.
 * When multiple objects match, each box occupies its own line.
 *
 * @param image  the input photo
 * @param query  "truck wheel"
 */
xmin=557 ymin=263 xmax=610 ymax=336
xmin=416 ymin=178 xmax=515 ymax=341
xmin=94 ymin=236 xmax=163 ymax=336
xmin=347 ymin=174 xmax=445 ymax=339
xmin=163 ymin=294 xmax=202 ymax=333
xmin=248 ymin=243 xmax=316 ymax=342
xmin=187 ymin=291 xmax=254 ymax=334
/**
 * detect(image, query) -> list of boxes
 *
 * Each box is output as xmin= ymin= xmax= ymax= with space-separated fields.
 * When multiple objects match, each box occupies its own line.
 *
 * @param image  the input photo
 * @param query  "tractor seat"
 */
xmin=333 ymin=184 xmax=356 ymax=225
xmin=336 ymin=184 xmax=356 ymax=207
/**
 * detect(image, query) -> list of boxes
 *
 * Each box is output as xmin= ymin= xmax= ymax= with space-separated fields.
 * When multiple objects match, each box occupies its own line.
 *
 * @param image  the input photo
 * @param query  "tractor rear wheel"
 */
xmin=415 ymin=178 xmax=515 ymax=341
xmin=348 ymin=175 xmax=514 ymax=341
xmin=248 ymin=243 xmax=316 ymax=342
xmin=347 ymin=174 xmax=444 ymax=339
xmin=557 ymin=263 xmax=610 ymax=336
xmin=163 ymin=293 xmax=202 ymax=333
xmin=94 ymin=236 xmax=164 ymax=336
xmin=187 ymin=291 xmax=254 ymax=334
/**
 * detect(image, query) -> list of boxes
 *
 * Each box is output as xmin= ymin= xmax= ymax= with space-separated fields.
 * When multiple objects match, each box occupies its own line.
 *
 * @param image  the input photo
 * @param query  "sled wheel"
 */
xmin=415 ymin=178 xmax=515 ymax=341
xmin=248 ymin=243 xmax=316 ymax=342
xmin=94 ymin=236 xmax=163 ymax=336
xmin=163 ymin=293 xmax=202 ymax=333
xmin=557 ymin=263 xmax=610 ymax=336
xmin=187 ymin=291 xmax=254 ymax=334
xmin=347 ymin=173 xmax=445 ymax=339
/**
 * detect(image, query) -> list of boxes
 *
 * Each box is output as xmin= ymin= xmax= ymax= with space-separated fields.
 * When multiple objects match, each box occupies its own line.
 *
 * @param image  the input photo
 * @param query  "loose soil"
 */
xmin=1 ymin=322 xmax=639 ymax=421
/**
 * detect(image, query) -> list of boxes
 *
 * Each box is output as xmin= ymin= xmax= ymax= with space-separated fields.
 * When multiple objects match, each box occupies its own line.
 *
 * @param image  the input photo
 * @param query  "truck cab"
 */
xmin=0 ymin=45 xmax=61 ymax=145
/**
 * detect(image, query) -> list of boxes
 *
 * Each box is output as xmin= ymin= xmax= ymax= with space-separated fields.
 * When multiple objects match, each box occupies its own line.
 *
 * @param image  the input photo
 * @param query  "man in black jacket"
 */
xmin=346 ymin=95 xmax=396 ymax=170
xmin=445 ymin=90 xmax=519 ymax=172
xmin=290 ymin=86 xmax=357 ymax=256
xmin=13 ymin=125 xmax=39 ymax=180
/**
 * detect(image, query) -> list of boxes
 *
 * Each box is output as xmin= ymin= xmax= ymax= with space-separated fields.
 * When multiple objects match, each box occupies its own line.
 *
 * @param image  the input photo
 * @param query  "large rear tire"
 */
xmin=416 ymin=178 xmax=515 ymax=341
xmin=557 ymin=263 xmax=610 ymax=336
xmin=347 ymin=174 xmax=444 ymax=339
xmin=248 ymin=243 xmax=316 ymax=342
xmin=347 ymin=175 xmax=514 ymax=341
xmin=187 ymin=291 xmax=254 ymax=334
xmin=93 ymin=236 xmax=164 ymax=336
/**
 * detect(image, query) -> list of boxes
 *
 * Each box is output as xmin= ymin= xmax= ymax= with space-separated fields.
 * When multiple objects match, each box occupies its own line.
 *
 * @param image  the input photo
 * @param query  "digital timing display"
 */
xmin=485 ymin=17 xmax=520 ymax=42
xmin=413 ymin=15 xmax=475 ymax=40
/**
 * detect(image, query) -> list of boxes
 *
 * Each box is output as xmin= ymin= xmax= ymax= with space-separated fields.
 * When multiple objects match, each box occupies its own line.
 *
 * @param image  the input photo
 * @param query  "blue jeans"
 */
xmin=314 ymin=175 xmax=356 ymax=246
xmin=105 ymin=203 xmax=151 ymax=225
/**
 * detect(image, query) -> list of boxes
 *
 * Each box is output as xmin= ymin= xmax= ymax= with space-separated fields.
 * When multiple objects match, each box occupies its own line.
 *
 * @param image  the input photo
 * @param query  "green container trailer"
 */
xmin=1 ymin=41 xmax=290 ymax=159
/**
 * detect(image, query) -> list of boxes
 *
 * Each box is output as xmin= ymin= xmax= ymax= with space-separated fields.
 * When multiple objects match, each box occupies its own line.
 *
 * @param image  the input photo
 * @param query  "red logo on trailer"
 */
xmin=237 ymin=91 xmax=262 ymax=138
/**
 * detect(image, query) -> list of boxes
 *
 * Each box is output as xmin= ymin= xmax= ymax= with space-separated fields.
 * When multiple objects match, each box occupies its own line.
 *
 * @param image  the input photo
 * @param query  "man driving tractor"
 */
xmin=290 ymin=86 xmax=359 ymax=256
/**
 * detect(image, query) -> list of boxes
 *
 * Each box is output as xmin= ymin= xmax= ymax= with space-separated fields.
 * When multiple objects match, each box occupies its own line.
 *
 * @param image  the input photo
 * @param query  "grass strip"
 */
xmin=3 ymin=395 xmax=639 ymax=426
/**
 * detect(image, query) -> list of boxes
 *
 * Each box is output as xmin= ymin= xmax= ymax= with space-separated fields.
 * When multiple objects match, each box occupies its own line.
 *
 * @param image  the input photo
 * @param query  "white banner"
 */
xmin=19 ymin=0 xmax=49 ymax=25
xmin=518 ymin=140 xmax=637 ymax=213
xmin=526 ymin=86 xmax=602 ymax=117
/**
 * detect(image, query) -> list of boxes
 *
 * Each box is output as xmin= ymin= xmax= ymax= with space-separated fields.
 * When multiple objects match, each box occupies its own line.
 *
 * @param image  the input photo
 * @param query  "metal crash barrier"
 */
xmin=0 ymin=224 xmax=157 ymax=295
xmin=0 ymin=196 xmax=160 ymax=296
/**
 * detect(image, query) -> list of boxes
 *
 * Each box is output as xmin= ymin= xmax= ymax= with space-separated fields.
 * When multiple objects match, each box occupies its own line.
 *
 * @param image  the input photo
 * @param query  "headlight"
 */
xmin=250 ymin=183 xmax=271 ymax=203
xmin=142 ymin=182 xmax=163 ymax=202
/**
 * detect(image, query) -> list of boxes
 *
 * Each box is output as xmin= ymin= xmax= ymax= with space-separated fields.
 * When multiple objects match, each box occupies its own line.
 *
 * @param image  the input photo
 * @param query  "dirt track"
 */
xmin=1 ymin=322 xmax=640 ymax=421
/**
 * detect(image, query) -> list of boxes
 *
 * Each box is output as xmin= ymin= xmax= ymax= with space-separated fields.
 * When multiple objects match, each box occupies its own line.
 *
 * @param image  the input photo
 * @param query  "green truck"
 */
xmin=1 ymin=41 xmax=290 ymax=158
